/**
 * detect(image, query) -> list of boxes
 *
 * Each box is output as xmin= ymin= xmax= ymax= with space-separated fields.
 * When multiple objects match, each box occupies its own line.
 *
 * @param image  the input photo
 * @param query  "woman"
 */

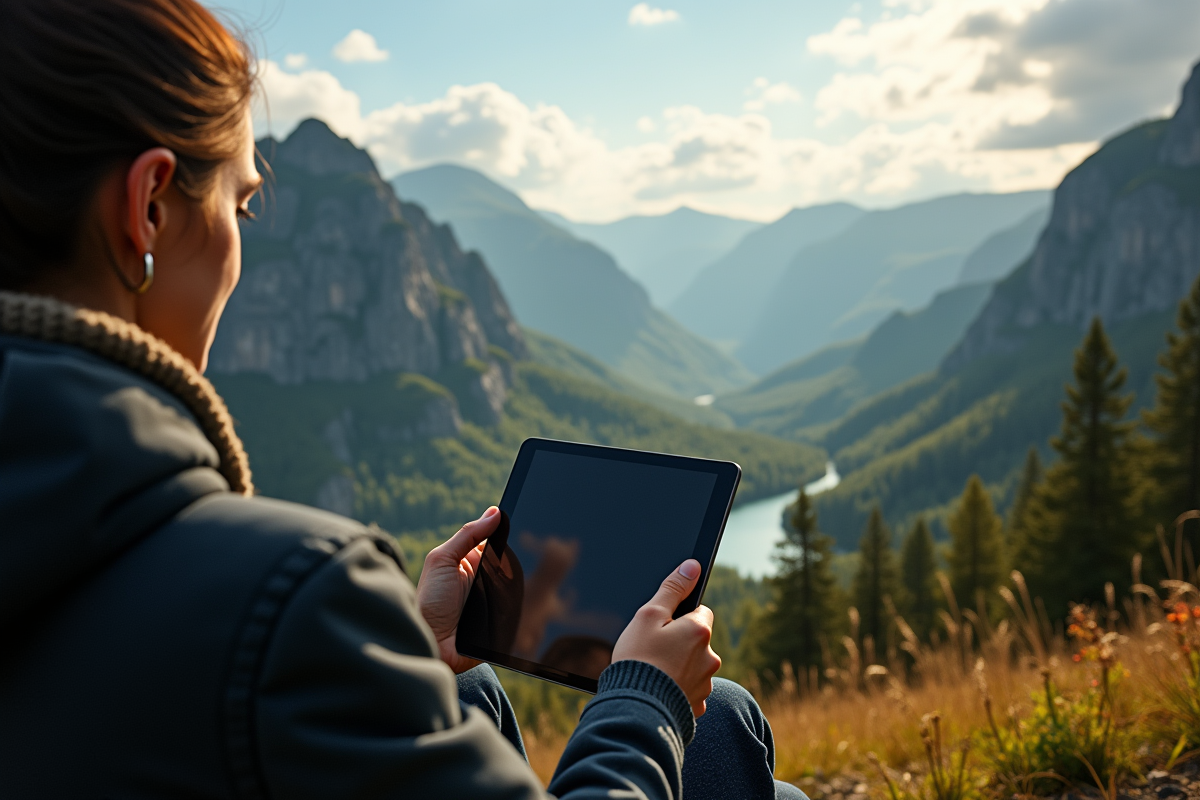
xmin=0 ymin=1 xmax=803 ymax=798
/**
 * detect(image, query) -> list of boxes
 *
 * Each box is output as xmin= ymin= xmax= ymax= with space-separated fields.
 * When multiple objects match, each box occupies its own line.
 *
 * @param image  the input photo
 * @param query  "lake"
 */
xmin=714 ymin=461 xmax=840 ymax=578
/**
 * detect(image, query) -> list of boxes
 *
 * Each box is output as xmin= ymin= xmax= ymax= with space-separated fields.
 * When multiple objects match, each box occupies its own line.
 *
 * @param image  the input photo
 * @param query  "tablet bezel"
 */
xmin=456 ymin=437 xmax=741 ymax=694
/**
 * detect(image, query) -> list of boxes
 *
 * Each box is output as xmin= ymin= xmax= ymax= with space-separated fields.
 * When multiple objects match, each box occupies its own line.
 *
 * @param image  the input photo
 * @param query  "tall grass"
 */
xmin=519 ymin=516 xmax=1200 ymax=790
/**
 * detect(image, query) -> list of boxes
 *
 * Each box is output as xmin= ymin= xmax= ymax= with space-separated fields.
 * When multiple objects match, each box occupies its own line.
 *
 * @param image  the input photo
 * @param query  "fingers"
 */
xmin=689 ymin=604 xmax=714 ymax=629
xmin=437 ymin=507 xmax=500 ymax=563
xmin=644 ymin=559 xmax=702 ymax=618
xmin=462 ymin=541 xmax=487 ymax=575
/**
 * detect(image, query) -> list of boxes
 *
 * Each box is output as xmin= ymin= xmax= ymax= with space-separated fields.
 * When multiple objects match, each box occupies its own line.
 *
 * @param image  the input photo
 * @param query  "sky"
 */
xmin=218 ymin=0 xmax=1200 ymax=222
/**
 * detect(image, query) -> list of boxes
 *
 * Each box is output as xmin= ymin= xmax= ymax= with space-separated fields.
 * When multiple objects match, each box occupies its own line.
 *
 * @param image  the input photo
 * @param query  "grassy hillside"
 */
xmin=810 ymin=310 xmax=1174 ymax=548
xmin=716 ymin=282 xmax=993 ymax=442
xmin=216 ymin=359 xmax=826 ymax=562
xmin=393 ymin=165 xmax=754 ymax=398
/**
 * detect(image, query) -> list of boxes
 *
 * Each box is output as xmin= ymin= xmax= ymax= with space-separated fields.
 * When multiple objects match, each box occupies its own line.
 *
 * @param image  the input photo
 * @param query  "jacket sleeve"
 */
xmin=249 ymin=534 xmax=693 ymax=800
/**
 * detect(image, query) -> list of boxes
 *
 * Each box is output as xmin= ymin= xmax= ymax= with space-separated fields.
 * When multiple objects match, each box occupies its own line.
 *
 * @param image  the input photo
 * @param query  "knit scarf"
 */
xmin=0 ymin=291 xmax=253 ymax=495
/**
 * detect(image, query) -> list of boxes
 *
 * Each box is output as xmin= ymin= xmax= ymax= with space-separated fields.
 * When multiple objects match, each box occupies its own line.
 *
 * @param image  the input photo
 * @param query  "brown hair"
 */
xmin=0 ymin=0 xmax=254 ymax=288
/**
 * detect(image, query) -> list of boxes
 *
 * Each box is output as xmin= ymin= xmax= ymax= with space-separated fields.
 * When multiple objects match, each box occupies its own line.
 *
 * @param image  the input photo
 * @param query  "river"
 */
xmin=714 ymin=461 xmax=840 ymax=578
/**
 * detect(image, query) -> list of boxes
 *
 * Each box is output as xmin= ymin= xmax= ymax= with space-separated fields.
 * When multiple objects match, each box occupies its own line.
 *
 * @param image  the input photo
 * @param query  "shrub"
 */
xmin=976 ymin=605 xmax=1136 ymax=794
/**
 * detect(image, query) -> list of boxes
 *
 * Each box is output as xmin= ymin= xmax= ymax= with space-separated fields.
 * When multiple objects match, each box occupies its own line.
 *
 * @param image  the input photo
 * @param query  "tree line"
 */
xmin=740 ymin=275 xmax=1200 ymax=685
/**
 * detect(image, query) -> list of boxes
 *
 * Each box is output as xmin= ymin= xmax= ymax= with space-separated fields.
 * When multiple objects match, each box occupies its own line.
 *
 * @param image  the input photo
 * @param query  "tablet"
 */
xmin=456 ymin=438 xmax=741 ymax=693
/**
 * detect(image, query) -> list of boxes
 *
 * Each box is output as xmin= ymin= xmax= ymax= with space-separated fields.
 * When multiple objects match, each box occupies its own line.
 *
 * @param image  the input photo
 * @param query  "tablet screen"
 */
xmin=457 ymin=440 xmax=740 ymax=692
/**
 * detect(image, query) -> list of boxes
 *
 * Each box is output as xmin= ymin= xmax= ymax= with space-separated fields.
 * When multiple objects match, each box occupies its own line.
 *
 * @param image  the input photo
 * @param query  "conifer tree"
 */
xmin=852 ymin=506 xmax=901 ymax=651
xmin=947 ymin=475 xmax=1005 ymax=614
xmin=1006 ymin=447 xmax=1042 ymax=554
xmin=899 ymin=517 xmax=939 ymax=641
xmin=749 ymin=489 xmax=841 ymax=679
xmin=1144 ymin=274 xmax=1200 ymax=542
xmin=1024 ymin=317 xmax=1145 ymax=617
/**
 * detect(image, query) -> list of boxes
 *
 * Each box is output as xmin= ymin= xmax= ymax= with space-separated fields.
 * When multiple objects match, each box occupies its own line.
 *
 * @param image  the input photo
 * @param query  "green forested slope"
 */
xmin=716 ymin=282 xmax=993 ymax=441
xmin=216 ymin=360 xmax=825 ymax=557
xmin=811 ymin=311 xmax=1174 ymax=548
xmin=522 ymin=328 xmax=735 ymax=428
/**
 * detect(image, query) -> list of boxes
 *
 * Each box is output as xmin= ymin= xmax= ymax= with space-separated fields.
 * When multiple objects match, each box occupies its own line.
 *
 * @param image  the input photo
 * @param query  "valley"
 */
xmin=221 ymin=61 xmax=1200 ymax=591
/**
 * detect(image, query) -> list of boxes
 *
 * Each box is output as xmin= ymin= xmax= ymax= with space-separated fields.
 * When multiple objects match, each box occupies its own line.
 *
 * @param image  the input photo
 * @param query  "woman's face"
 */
xmin=138 ymin=109 xmax=261 ymax=372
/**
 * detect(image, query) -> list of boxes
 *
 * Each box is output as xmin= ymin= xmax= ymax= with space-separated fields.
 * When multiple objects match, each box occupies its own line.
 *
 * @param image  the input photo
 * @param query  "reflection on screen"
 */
xmin=465 ymin=450 xmax=717 ymax=681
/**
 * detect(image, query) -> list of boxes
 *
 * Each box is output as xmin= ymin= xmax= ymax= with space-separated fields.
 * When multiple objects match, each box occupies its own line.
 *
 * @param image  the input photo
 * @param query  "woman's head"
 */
xmin=0 ymin=0 xmax=262 ymax=371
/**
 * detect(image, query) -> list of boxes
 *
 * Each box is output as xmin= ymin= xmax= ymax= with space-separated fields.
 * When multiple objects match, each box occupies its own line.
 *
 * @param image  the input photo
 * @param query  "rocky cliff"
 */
xmin=207 ymin=120 xmax=529 ymax=514
xmin=945 ymin=63 xmax=1200 ymax=371
xmin=210 ymin=119 xmax=525 ymax=403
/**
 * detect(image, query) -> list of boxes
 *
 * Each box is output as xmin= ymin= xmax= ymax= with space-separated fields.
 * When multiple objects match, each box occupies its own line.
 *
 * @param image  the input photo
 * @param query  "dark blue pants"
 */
xmin=457 ymin=665 xmax=807 ymax=800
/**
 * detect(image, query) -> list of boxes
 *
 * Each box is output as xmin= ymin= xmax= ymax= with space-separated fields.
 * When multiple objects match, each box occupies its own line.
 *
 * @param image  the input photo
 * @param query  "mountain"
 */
xmin=213 ymin=119 xmax=525 ymax=399
xmin=736 ymin=191 xmax=1052 ymax=374
xmin=957 ymin=207 xmax=1050 ymax=284
xmin=545 ymin=207 xmax=762 ymax=308
xmin=669 ymin=203 xmax=866 ymax=346
xmin=810 ymin=62 xmax=1200 ymax=548
xmin=521 ymin=328 xmax=735 ymax=428
xmin=715 ymin=281 xmax=993 ymax=441
xmin=393 ymin=165 xmax=754 ymax=397
xmin=210 ymin=120 xmax=824 ymax=552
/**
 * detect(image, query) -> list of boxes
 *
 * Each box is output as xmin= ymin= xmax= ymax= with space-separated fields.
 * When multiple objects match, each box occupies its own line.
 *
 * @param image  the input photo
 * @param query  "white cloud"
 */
xmin=806 ymin=0 xmax=1200 ymax=148
xmin=253 ymin=0 xmax=1200 ymax=221
xmin=628 ymin=3 xmax=680 ymax=27
xmin=253 ymin=60 xmax=362 ymax=139
xmin=744 ymin=78 xmax=802 ymax=112
xmin=332 ymin=29 xmax=389 ymax=63
xmin=283 ymin=53 xmax=308 ymax=70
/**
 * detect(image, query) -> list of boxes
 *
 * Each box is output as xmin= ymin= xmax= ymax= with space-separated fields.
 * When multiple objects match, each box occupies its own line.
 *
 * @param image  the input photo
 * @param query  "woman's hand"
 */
xmin=416 ymin=507 xmax=501 ymax=674
xmin=611 ymin=559 xmax=722 ymax=718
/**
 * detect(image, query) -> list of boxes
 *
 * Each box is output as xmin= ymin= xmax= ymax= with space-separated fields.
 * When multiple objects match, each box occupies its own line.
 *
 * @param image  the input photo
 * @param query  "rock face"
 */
xmin=945 ymin=62 xmax=1200 ymax=371
xmin=208 ymin=120 xmax=527 ymax=515
xmin=209 ymin=119 xmax=526 ymax=385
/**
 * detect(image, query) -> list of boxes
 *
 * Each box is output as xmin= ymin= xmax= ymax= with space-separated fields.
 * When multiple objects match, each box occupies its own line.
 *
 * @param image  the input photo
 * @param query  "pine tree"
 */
xmin=1024 ymin=317 xmax=1145 ymax=618
xmin=852 ymin=506 xmax=901 ymax=652
xmin=899 ymin=517 xmax=939 ymax=641
xmin=750 ymin=489 xmax=841 ymax=680
xmin=947 ymin=475 xmax=1005 ymax=615
xmin=1144 ymin=274 xmax=1200 ymax=546
xmin=1006 ymin=447 xmax=1042 ymax=556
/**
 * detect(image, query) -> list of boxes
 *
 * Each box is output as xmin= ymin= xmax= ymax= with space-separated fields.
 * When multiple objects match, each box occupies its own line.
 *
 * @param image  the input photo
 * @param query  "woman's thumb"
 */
xmin=647 ymin=559 xmax=702 ymax=616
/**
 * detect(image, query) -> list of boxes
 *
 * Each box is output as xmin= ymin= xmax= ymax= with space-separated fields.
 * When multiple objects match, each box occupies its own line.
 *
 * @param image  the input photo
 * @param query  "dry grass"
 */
xmin=522 ymin=569 xmax=1200 ymax=790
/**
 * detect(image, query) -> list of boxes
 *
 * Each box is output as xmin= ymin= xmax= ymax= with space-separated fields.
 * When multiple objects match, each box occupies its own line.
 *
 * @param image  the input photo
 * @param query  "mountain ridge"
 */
xmin=670 ymin=203 xmax=866 ymax=346
xmin=737 ymin=190 xmax=1051 ymax=374
xmin=546 ymin=205 xmax=762 ymax=308
xmin=393 ymin=163 xmax=755 ymax=398
xmin=810 ymin=60 xmax=1200 ymax=545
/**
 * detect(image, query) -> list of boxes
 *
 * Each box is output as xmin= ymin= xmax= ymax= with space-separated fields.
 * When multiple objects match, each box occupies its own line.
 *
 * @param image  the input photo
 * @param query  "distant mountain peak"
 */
xmin=395 ymin=163 xmax=533 ymax=218
xmin=1160 ymin=61 xmax=1200 ymax=168
xmin=944 ymin=59 xmax=1200 ymax=373
xmin=270 ymin=118 xmax=378 ymax=178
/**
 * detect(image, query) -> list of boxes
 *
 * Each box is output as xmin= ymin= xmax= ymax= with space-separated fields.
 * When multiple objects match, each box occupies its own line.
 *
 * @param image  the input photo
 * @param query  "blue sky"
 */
xmin=220 ymin=0 xmax=1200 ymax=221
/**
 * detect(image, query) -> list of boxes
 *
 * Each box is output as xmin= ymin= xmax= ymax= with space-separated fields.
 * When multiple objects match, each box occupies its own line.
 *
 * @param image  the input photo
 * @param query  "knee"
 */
xmin=708 ymin=678 xmax=762 ymax=719
xmin=704 ymin=678 xmax=770 ymax=738
xmin=456 ymin=663 xmax=505 ymax=711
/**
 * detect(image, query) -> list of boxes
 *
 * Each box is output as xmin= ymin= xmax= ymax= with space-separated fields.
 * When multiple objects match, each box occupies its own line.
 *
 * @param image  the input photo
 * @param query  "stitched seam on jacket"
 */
xmin=222 ymin=542 xmax=337 ymax=800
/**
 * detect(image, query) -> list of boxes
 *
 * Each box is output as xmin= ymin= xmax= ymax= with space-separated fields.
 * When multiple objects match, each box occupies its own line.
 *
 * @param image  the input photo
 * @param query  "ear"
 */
xmin=125 ymin=148 xmax=178 ymax=256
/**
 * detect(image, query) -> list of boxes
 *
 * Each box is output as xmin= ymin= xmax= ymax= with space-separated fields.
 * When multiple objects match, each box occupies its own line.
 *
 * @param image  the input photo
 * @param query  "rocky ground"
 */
xmin=789 ymin=760 xmax=1200 ymax=800
xmin=1126 ymin=762 xmax=1200 ymax=800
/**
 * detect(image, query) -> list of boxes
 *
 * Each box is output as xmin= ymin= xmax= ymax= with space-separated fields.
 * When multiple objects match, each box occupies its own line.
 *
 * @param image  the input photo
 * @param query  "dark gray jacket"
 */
xmin=0 ymin=331 xmax=694 ymax=799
